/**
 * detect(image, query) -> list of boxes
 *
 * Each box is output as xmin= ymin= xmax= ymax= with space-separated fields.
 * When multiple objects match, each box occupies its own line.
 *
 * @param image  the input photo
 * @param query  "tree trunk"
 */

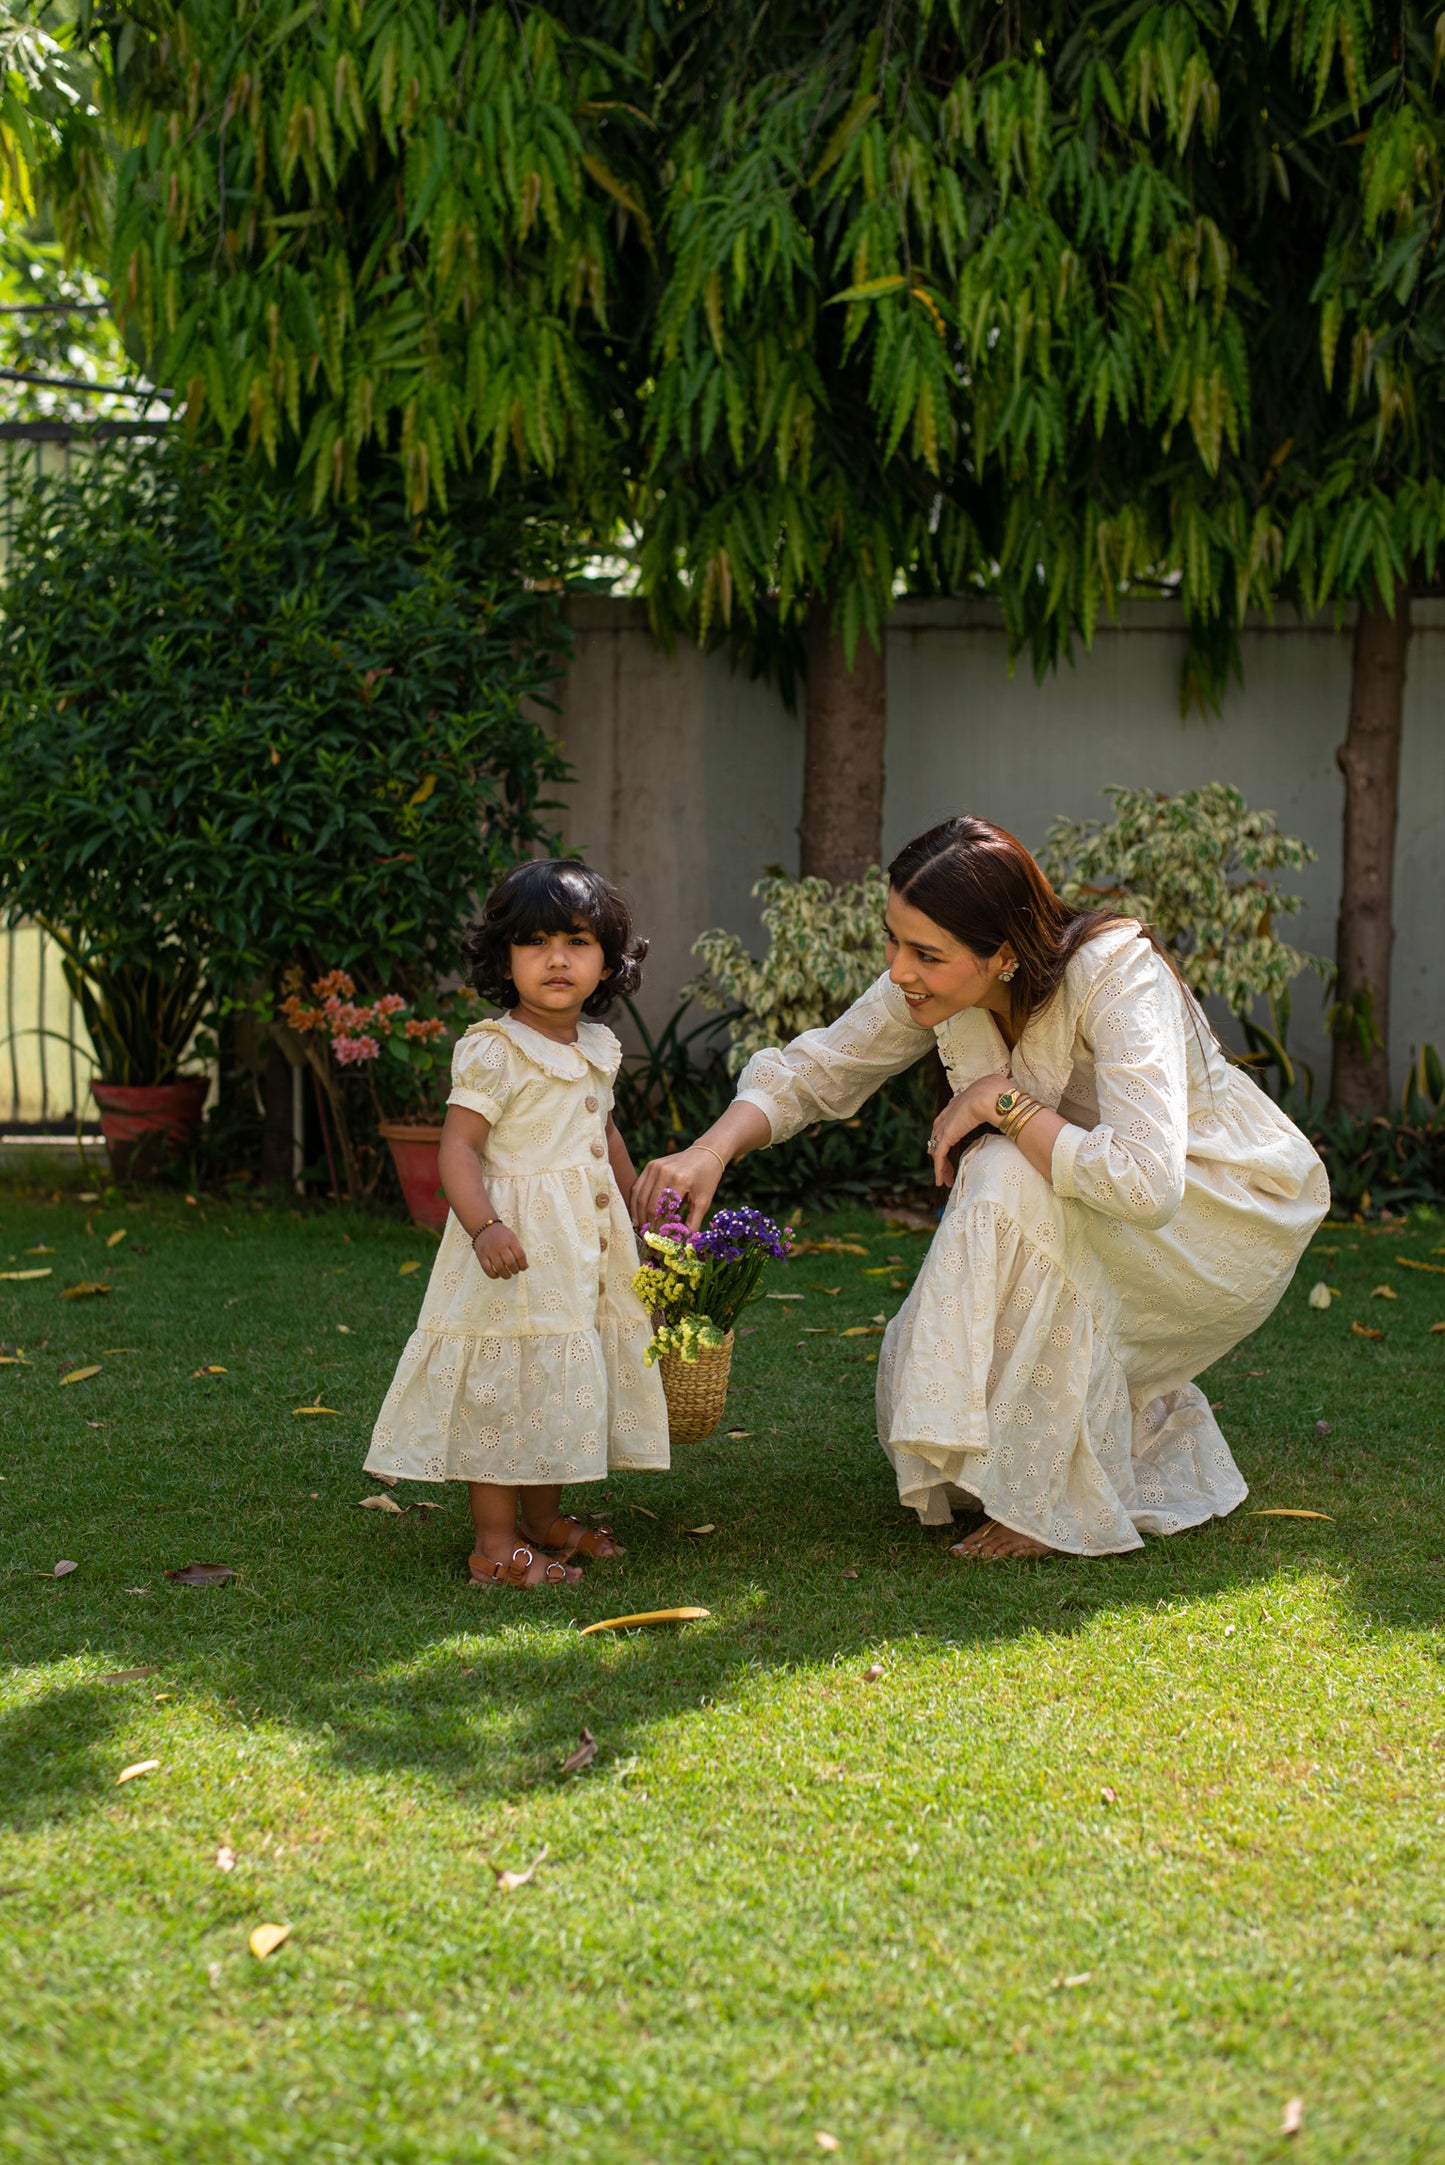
xmin=798 ymin=597 xmax=887 ymax=884
xmin=1329 ymin=590 xmax=1409 ymax=1115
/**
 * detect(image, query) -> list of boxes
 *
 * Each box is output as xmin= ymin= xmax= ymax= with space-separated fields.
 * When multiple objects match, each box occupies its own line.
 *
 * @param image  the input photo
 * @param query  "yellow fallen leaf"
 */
xmin=1398 ymin=1255 xmax=1445 ymax=1275
xmin=0 ymin=1353 xmax=30 ymax=1365
xmin=190 ymin=1365 xmax=228 ymax=1377
xmin=488 ymin=1845 xmax=547 ymax=1893
xmin=816 ymin=2138 xmax=841 ymax=2155
xmin=683 ymin=1523 xmax=715 ymax=1536
xmin=1281 ymin=2098 xmax=1304 ymax=2136
xmin=0 ymin=1267 xmax=51 ymax=1281
xmin=24 ymin=1245 xmax=53 ymax=1254
xmin=117 ymin=1759 xmax=160 ymax=1784
xmin=1370 ymin=1284 xmax=1397 ymax=1299
xmin=1249 ymin=1509 xmax=1334 ymax=1520
xmin=724 ymin=1430 xmax=752 ymax=1438
xmin=765 ymin=1292 xmax=805 ymax=1302
xmin=249 ymin=1922 xmax=290 ymax=1959
xmin=398 ymin=1259 xmax=421 ymax=1276
xmin=63 ymin=1282 xmax=112 ymax=1300
xmin=627 ymin=1503 xmax=659 ymax=1518
xmin=292 ymin=1401 xmax=341 ymax=1415
xmin=1306 ymin=1282 xmax=1337 ymax=1309
xmin=579 ymin=1607 xmax=710 ymax=1636
xmin=861 ymin=1265 xmax=894 ymax=1276
xmin=1431 ymin=1322 xmax=1445 ymax=1334
xmin=801 ymin=1327 xmax=834 ymax=1335
xmin=106 ymin=1228 xmax=127 ymax=1249
xmin=840 ymin=1325 xmax=885 ymax=1338
xmin=101 ymin=1348 xmax=138 ymax=1355
xmin=60 ymin=1365 xmax=102 ymax=1386
xmin=1351 ymin=1320 xmax=1384 ymax=1340
xmin=359 ymin=1494 xmax=406 ymax=1514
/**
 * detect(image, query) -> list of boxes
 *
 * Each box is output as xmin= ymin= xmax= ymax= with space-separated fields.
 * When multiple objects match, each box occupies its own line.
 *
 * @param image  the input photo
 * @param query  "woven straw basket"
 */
xmin=657 ymin=1330 xmax=734 ymax=1444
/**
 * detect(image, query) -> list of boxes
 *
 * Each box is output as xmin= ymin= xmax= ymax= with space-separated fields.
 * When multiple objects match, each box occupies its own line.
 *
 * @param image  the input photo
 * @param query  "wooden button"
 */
xmin=595 ymin=1193 xmax=608 ymax=1209
xmin=590 ymin=1139 xmax=606 ymax=1159
xmin=585 ymin=1094 xmax=599 ymax=1113
xmin=598 ymin=1235 xmax=608 ymax=1252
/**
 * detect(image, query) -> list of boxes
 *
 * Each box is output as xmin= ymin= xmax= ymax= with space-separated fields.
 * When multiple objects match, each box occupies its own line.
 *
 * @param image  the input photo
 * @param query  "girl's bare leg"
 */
xmin=469 ymin=1481 xmax=523 ymax=1566
xmin=517 ymin=1482 xmax=565 ymax=1546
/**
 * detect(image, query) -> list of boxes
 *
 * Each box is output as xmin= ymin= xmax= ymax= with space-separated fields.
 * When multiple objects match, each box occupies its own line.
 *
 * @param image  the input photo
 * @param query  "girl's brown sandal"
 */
xmin=468 ymin=1544 xmax=583 ymax=1589
xmin=524 ymin=1514 xmax=626 ymax=1561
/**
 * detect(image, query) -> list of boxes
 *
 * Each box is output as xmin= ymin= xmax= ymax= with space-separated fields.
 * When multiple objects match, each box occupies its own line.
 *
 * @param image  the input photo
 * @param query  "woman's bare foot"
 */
xmin=949 ymin=1518 xmax=1056 ymax=1559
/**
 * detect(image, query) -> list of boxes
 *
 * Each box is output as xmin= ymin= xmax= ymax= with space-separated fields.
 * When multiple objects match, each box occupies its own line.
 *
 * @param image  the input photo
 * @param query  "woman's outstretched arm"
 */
xmin=631 ymin=1100 xmax=771 ymax=1231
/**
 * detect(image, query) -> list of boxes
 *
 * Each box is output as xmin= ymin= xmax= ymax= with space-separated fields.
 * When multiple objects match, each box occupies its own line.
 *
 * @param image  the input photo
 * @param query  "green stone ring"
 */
xmin=996 ymin=1089 xmax=1019 ymax=1116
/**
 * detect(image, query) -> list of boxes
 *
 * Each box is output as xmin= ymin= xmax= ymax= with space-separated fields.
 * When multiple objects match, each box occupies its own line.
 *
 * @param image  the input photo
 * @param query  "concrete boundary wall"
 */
xmin=548 ymin=595 xmax=1445 ymax=1098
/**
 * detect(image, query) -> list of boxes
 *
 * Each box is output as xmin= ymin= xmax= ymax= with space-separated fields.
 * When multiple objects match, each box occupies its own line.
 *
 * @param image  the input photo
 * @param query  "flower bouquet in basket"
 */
xmin=633 ymin=1193 xmax=792 ymax=1444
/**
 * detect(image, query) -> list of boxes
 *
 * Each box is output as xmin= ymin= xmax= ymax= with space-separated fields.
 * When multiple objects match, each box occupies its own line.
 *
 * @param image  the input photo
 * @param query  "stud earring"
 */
xmin=999 ymin=965 xmax=1017 ymax=983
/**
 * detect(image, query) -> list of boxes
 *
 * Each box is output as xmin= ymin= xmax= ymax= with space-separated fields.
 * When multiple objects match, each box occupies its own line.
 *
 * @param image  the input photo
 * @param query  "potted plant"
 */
xmin=633 ymin=1195 xmax=792 ymax=1441
xmin=279 ymin=969 xmax=477 ymax=1225
xmin=33 ymin=932 xmax=213 ymax=1179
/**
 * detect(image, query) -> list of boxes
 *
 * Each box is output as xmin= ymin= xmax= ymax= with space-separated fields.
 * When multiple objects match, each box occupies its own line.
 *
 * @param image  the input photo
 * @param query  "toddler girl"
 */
xmin=365 ymin=860 xmax=669 ymax=1588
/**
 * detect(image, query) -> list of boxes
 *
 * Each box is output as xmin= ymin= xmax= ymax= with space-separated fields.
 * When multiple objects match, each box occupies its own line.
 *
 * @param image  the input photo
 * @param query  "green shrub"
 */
xmin=683 ymin=870 xmax=890 ymax=1073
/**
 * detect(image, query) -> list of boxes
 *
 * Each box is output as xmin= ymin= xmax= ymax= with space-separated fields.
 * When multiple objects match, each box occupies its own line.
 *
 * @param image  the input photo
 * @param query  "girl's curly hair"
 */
xmin=461 ymin=859 xmax=646 ymax=1018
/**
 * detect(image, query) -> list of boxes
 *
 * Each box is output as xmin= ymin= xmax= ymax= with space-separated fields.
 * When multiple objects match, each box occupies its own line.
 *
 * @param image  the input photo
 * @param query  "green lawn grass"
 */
xmin=2 ymin=1171 xmax=1443 ymax=2164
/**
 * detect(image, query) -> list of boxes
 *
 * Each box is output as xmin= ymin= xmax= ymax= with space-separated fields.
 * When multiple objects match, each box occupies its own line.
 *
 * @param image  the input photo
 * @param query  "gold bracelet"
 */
xmin=996 ymin=1089 xmax=1038 ymax=1138
xmin=1004 ymin=1102 xmax=1044 ymax=1144
xmin=696 ymin=1144 xmax=728 ymax=1175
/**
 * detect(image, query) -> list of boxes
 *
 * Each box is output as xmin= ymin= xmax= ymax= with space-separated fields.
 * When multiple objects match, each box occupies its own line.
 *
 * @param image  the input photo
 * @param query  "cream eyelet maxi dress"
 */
xmin=735 ymin=923 xmax=1330 ymax=1556
xmin=365 ymin=1015 xmax=669 ymax=1490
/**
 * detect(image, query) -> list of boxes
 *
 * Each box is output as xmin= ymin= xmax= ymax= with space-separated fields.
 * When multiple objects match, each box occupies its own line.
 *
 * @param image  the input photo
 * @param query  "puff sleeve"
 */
xmin=1049 ymin=939 xmax=1190 ymax=1229
xmin=446 ymin=1027 xmax=517 ymax=1124
xmin=735 ymin=973 xmax=935 ymax=1146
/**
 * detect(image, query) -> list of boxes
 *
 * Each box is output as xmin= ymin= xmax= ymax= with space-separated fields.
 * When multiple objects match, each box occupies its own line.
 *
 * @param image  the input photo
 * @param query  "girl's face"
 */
xmin=508 ymin=918 xmax=609 ymax=1021
xmin=884 ymin=887 xmax=1014 ymax=1025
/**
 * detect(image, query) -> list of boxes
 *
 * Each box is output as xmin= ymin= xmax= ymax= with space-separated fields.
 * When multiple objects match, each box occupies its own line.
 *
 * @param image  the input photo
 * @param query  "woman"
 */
xmin=633 ymin=816 xmax=1329 ymax=1559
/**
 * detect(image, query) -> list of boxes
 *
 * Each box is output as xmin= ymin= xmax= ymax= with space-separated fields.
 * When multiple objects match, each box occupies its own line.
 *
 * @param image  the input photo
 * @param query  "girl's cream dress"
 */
xmin=365 ymin=1016 xmax=669 ymax=1488
xmin=735 ymin=923 xmax=1329 ymax=1555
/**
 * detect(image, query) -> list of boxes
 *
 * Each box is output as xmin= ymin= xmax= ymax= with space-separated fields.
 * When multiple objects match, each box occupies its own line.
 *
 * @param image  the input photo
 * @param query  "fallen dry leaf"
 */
xmin=578 ymin=1607 xmax=709 ymax=1636
xmin=1431 ymin=1321 xmax=1445 ymax=1334
xmin=1306 ymin=1282 xmax=1337 ymax=1310
xmin=0 ymin=1353 xmax=31 ymax=1364
xmin=1351 ymin=1320 xmax=1384 ymax=1339
xmin=1281 ymin=2098 xmax=1304 ymax=2137
xmin=862 ymin=1663 xmax=884 ymax=1683
xmin=788 ymin=1238 xmax=868 ymax=1257
xmin=24 ymin=1244 xmax=54 ymax=1254
xmin=105 ymin=1228 xmax=127 ymax=1249
xmin=816 ymin=2138 xmax=841 ymax=2155
xmin=35 ymin=1560 xmax=79 ymax=1579
xmin=1101 ymin=1785 xmax=1118 ymax=1805
xmin=861 ymin=1266 xmax=895 ymax=1276
xmin=190 ymin=1365 xmax=228 ymax=1378
xmin=165 ymin=1563 xmax=236 ymax=1586
xmin=1370 ymin=1284 xmax=1397 ymax=1299
xmin=1315 ymin=1418 xmax=1333 ymax=1434
xmin=1249 ymin=1509 xmax=1334 ymax=1521
xmin=215 ymin=1845 xmax=236 ymax=1872
xmin=99 ymin=1668 xmax=155 ymax=1684
xmin=840 ymin=1325 xmax=885 ymax=1338
xmin=249 ymin=1922 xmax=290 ymax=1959
xmin=626 ymin=1503 xmax=659 ymax=1519
xmin=398 ymin=1259 xmax=421 ymax=1276
xmin=765 ymin=1292 xmax=805 ymax=1302
xmin=1397 ymin=1255 xmax=1445 ymax=1276
xmin=336 ymin=1324 xmax=352 ymax=1334
xmin=1057 ymin=1972 xmax=1092 ymax=1990
xmin=63 ymin=1282 xmax=112 ymax=1300
xmin=413 ymin=1498 xmax=441 ymax=1511
xmin=117 ymin=1759 xmax=160 ymax=1785
xmin=59 ymin=1365 xmax=102 ymax=1386
xmin=359 ymin=1493 xmax=406 ymax=1514
xmin=885 ymin=1208 xmax=936 ymax=1232
xmin=560 ymin=1727 xmax=598 ymax=1775
xmin=0 ymin=1268 xmax=50 ymax=1281
xmin=489 ymin=1846 xmax=548 ymax=1892
xmin=292 ymin=1401 xmax=342 ymax=1416
xmin=76 ymin=1190 xmax=99 ymax=1202
xmin=683 ymin=1523 xmax=715 ymax=1536
xmin=725 ymin=1429 xmax=752 ymax=1438
xmin=841 ymin=1568 xmax=859 ymax=1579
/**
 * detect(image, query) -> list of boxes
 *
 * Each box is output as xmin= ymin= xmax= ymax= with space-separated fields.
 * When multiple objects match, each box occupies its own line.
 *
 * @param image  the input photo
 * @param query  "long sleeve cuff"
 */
xmin=734 ymin=1089 xmax=782 ymax=1145
xmin=1050 ymin=1120 xmax=1089 ymax=1199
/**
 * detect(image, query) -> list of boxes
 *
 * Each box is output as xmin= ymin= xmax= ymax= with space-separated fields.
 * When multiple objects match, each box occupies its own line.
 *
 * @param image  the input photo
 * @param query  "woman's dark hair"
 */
xmin=462 ymin=859 xmax=646 ymax=1018
xmin=888 ymin=814 xmax=1201 ymax=1032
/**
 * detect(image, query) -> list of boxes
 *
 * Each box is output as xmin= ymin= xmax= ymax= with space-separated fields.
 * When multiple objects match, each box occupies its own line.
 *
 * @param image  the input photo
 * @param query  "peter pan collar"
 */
xmin=462 ymin=1013 xmax=622 ymax=1082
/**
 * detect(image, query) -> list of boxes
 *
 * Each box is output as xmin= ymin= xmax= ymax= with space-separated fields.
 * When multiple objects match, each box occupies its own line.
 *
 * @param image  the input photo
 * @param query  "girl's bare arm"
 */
xmin=605 ymin=1116 xmax=637 ymax=1211
xmin=437 ymin=1103 xmax=527 ymax=1278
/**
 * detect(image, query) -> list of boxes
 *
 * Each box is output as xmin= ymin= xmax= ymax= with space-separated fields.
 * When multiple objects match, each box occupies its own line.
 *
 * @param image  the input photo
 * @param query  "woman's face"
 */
xmin=884 ymin=887 xmax=1013 ymax=1025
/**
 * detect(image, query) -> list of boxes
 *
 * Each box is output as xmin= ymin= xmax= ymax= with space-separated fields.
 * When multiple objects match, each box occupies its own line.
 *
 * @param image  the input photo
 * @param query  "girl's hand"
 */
xmin=631 ymin=1145 xmax=724 ymax=1233
xmin=927 ymin=1072 xmax=1013 ymax=1188
xmin=472 ymin=1224 xmax=528 ymax=1278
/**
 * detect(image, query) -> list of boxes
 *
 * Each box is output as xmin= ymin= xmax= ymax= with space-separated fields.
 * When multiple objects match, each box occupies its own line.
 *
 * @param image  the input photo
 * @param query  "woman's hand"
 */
xmin=927 ymin=1072 xmax=1013 ymax=1188
xmin=473 ymin=1224 xmax=529 ymax=1279
xmin=631 ymin=1145 xmax=725 ymax=1232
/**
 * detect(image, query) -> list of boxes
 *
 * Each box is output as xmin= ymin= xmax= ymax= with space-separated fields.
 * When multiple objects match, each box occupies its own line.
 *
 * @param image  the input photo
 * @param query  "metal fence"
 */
xmin=0 ymin=921 xmax=98 ymax=1129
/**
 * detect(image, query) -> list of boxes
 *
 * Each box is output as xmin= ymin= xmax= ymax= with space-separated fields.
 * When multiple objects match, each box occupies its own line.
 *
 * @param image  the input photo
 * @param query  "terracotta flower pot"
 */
xmin=379 ymin=1121 xmax=450 ymax=1231
xmin=90 ymin=1078 xmax=209 ymax=1181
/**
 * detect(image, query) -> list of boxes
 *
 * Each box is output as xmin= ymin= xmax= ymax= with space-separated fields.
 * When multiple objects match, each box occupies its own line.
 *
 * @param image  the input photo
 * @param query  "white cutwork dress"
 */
xmin=736 ymin=924 xmax=1329 ymax=1554
xmin=365 ymin=1016 xmax=669 ymax=1488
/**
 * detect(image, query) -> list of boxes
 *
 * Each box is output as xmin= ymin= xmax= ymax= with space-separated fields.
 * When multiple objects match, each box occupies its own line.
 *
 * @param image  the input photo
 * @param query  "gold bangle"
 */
xmin=1004 ymin=1102 xmax=1044 ymax=1144
xmin=696 ymin=1144 xmax=728 ymax=1175
xmin=997 ymin=1090 xmax=1038 ymax=1137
